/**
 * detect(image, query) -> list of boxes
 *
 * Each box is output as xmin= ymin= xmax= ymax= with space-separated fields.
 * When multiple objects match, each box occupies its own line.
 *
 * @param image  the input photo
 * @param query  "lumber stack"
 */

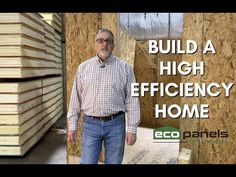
xmin=40 ymin=13 xmax=63 ymax=34
xmin=0 ymin=77 xmax=63 ymax=156
xmin=0 ymin=13 xmax=62 ymax=78
xmin=0 ymin=13 xmax=64 ymax=156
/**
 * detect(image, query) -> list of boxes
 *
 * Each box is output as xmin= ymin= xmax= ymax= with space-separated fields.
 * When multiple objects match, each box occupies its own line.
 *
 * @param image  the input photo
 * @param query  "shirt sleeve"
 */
xmin=67 ymin=66 xmax=82 ymax=131
xmin=125 ymin=64 xmax=141 ymax=134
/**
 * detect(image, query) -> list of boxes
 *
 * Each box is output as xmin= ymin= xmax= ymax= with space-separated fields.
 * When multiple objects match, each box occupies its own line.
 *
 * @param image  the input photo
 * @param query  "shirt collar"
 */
xmin=95 ymin=54 xmax=115 ymax=65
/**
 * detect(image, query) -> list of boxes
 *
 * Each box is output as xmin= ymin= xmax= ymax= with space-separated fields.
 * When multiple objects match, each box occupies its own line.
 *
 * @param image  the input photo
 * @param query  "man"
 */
xmin=67 ymin=28 xmax=140 ymax=164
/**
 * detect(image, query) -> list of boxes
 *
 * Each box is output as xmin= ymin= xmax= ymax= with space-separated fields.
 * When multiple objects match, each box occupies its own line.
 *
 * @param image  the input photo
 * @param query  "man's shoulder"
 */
xmin=77 ymin=56 xmax=96 ymax=70
xmin=113 ymin=56 xmax=132 ymax=68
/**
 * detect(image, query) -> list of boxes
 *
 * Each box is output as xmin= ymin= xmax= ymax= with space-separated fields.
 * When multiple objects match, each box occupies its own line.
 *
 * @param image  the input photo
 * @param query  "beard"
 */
xmin=98 ymin=50 xmax=111 ymax=60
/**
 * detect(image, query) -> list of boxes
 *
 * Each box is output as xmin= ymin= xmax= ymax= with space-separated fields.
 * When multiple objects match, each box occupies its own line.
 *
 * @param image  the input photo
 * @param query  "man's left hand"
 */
xmin=126 ymin=132 xmax=137 ymax=145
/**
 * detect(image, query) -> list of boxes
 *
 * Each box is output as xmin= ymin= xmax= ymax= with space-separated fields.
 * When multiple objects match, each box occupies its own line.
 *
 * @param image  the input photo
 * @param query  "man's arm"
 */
xmin=124 ymin=64 xmax=141 ymax=145
xmin=67 ymin=67 xmax=82 ymax=141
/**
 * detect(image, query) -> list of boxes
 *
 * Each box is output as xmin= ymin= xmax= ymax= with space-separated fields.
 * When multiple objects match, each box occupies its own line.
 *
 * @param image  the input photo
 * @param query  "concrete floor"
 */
xmin=123 ymin=127 xmax=179 ymax=164
xmin=0 ymin=115 xmax=179 ymax=164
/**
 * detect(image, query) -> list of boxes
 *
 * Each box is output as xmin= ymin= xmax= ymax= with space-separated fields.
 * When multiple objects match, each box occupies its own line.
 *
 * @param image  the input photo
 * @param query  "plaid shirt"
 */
xmin=67 ymin=55 xmax=140 ymax=133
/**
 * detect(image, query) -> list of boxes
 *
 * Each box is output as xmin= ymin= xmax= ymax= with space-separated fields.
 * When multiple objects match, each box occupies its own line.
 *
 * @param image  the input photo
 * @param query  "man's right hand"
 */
xmin=67 ymin=130 xmax=77 ymax=142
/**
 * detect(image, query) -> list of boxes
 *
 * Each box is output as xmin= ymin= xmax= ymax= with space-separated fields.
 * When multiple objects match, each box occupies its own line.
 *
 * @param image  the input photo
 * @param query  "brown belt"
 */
xmin=86 ymin=111 xmax=124 ymax=121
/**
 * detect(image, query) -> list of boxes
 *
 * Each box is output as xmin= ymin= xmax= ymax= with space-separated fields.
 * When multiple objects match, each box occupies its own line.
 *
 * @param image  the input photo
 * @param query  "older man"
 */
xmin=67 ymin=28 xmax=140 ymax=164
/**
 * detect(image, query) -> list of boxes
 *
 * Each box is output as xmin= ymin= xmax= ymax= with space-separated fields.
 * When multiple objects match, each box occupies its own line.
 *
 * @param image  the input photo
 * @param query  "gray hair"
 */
xmin=95 ymin=28 xmax=114 ymax=41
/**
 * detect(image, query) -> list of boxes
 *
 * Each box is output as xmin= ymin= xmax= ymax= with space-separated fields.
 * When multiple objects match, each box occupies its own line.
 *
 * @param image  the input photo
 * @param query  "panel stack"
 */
xmin=40 ymin=13 xmax=63 ymax=34
xmin=0 ymin=13 xmax=64 ymax=156
xmin=0 ymin=77 xmax=63 ymax=155
xmin=0 ymin=13 xmax=62 ymax=78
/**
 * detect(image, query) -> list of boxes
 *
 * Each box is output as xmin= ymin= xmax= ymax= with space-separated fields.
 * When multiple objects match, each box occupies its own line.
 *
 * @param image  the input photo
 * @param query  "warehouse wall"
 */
xmin=180 ymin=13 xmax=236 ymax=164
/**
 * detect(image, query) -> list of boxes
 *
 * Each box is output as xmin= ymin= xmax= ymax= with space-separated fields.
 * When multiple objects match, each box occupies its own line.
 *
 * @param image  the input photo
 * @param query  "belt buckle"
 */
xmin=100 ymin=117 xmax=107 ymax=121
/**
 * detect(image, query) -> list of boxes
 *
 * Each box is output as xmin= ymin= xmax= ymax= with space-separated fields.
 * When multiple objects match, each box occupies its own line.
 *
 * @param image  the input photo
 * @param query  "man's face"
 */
xmin=95 ymin=32 xmax=114 ymax=60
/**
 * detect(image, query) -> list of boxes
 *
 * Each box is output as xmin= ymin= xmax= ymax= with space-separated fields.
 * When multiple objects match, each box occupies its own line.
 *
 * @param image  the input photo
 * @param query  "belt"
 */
xmin=86 ymin=111 xmax=124 ymax=121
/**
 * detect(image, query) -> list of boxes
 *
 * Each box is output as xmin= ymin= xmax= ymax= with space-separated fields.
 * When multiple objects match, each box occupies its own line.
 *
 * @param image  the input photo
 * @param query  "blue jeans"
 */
xmin=80 ymin=113 xmax=126 ymax=164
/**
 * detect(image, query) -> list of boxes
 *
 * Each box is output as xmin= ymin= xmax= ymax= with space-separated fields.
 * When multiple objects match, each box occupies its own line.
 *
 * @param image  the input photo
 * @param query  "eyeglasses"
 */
xmin=96 ymin=38 xmax=113 ymax=45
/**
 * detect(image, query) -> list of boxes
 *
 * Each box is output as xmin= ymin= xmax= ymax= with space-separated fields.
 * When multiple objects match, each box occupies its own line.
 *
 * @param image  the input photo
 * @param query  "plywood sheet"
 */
xmin=0 ymin=109 xmax=63 ymax=156
xmin=180 ymin=13 xmax=203 ymax=164
xmin=119 ymin=28 xmax=136 ymax=67
xmin=0 ymin=79 xmax=42 ymax=93
xmin=42 ymin=76 xmax=63 ymax=86
xmin=43 ymin=82 xmax=63 ymax=94
xmin=0 ymin=68 xmax=61 ymax=78
xmin=0 ymin=46 xmax=46 ymax=59
xmin=0 ymin=104 xmax=63 ymax=145
xmin=42 ymin=88 xmax=63 ymax=102
xmin=102 ymin=13 xmax=119 ymax=56
xmin=133 ymin=42 xmax=157 ymax=128
xmin=0 ymin=57 xmax=56 ymax=68
xmin=65 ymin=13 xmax=99 ymax=158
xmin=199 ymin=13 xmax=236 ymax=164
xmin=0 ymin=96 xmax=42 ymax=114
xmin=0 ymin=13 xmax=44 ymax=33
xmin=0 ymin=23 xmax=45 ymax=41
xmin=0 ymin=110 xmax=43 ymax=135
xmin=0 ymin=104 xmax=43 ymax=125
xmin=0 ymin=88 xmax=42 ymax=103
xmin=0 ymin=34 xmax=45 ymax=50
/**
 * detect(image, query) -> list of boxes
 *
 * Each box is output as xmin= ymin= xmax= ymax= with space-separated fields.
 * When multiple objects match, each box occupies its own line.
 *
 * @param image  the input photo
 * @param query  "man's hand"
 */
xmin=126 ymin=132 xmax=137 ymax=145
xmin=67 ymin=130 xmax=77 ymax=142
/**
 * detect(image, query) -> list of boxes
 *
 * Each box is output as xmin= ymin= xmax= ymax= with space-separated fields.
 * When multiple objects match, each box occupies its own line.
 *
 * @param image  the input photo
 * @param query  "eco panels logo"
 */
xmin=153 ymin=126 xmax=180 ymax=143
xmin=153 ymin=126 xmax=229 ymax=144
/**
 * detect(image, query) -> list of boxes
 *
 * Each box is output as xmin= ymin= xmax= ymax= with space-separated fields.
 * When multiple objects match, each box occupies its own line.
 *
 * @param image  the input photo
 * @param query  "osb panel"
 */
xmin=102 ymin=13 xmax=119 ymax=56
xmin=199 ymin=13 xmax=236 ymax=164
xmin=119 ymin=28 xmax=136 ymax=67
xmin=180 ymin=13 xmax=204 ymax=164
xmin=120 ymin=28 xmax=181 ymax=128
xmin=65 ymin=13 xmax=99 ymax=158
xmin=134 ymin=42 xmax=156 ymax=128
